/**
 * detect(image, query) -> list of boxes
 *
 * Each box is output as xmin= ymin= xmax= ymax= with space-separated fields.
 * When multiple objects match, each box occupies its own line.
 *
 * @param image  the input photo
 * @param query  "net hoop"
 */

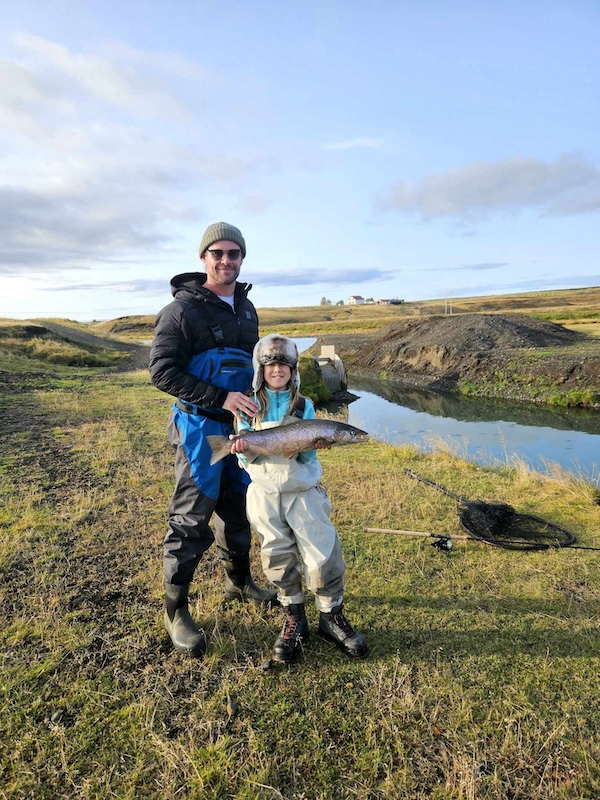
xmin=458 ymin=508 xmax=576 ymax=551
xmin=405 ymin=468 xmax=578 ymax=552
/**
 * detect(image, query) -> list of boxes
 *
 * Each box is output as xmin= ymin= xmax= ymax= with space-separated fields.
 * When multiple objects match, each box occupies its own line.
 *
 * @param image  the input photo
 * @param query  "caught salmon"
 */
xmin=207 ymin=418 xmax=369 ymax=465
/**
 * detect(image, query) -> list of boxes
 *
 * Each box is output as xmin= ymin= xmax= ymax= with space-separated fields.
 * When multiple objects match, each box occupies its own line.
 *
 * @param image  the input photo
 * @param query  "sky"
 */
xmin=1 ymin=0 xmax=599 ymax=321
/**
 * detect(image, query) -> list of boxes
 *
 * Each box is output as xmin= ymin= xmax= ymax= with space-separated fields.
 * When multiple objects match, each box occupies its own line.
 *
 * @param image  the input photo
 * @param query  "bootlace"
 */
xmin=331 ymin=609 xmax=355 ymax=637
xmin=283 ymin=612 xmax=301 ymax=640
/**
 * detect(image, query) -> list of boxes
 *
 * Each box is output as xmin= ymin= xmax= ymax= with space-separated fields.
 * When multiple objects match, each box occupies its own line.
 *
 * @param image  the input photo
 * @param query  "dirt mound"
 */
xmin=346 ymin=313 xmax=595 ymax=397
xmin=378 ymin=313 xmax=579 ymax=354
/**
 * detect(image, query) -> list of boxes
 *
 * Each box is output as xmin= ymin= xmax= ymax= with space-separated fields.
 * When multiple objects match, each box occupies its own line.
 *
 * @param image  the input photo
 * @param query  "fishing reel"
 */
xmin=431 ymin=535 xmax=453 ymax=553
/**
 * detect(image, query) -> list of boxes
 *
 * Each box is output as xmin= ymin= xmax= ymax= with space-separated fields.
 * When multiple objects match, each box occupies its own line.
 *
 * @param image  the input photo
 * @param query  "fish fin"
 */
xmin=206 ymin=434 xmax=231 ymax=465
xmin=283 ymin=450 xmax=298 ymax=459
xmin=280 ymin=415 xmax=302 ymax=427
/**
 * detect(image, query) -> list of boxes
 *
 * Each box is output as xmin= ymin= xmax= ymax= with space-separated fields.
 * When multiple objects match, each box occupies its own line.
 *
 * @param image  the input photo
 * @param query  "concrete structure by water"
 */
xmin=316 ymin=345 xmax=347 ymax=393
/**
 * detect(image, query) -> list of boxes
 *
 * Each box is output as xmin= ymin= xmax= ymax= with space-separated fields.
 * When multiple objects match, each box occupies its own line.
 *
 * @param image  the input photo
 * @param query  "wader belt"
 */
xmin=176 ymin=399 xmax=233 ymax=423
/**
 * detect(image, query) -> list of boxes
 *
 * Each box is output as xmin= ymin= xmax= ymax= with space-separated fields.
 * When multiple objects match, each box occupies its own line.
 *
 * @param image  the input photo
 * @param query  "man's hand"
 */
xmin=314 ymin=439 xmax=333 ymax=450
xmin=223 ymin=392 xmax=258 ymax=421
xmin=229 ymin=433 xmax=250 ymax=455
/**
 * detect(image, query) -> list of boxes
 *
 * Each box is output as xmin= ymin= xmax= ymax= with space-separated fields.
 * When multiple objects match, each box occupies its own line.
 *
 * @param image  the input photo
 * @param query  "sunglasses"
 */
xmin=206 ymin=248 xmax=242 ymax=260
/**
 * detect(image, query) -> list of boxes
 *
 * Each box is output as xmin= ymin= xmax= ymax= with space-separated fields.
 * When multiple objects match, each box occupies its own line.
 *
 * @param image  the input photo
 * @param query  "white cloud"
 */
xmin=5 ymin=33 xmax=205 ymax=124
xmin=377 ymin=154 xmax=600 ymax=221
xmin=0 ymin=35 xmax=279 ymax=276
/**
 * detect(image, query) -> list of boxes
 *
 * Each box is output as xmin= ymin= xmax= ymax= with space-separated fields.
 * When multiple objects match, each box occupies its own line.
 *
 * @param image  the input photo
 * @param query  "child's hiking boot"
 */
xmin=272 ymin=603 xmax=309 ymax=663
xmin=318 ymin=604 xmax=369 ymax=658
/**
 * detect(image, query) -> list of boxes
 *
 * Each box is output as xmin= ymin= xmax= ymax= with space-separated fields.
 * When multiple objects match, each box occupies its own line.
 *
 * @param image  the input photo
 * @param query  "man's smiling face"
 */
xmin=201 ymin=240 xmax=243 ymax=294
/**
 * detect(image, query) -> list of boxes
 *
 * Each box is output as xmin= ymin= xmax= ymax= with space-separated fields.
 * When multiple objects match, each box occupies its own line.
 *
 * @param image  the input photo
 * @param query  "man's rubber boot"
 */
xmin=272 ymin=603 xmax=310 ymax=663
xmin=224 ymin=570 xmax=278 ymax=607
xmin=164 ymin=583 xmax=207 ymax=657
xmin=318 ymin=604 xmax=369 ymax=658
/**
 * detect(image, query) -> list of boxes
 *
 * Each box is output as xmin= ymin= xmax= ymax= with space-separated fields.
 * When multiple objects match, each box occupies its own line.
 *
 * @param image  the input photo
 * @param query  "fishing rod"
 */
xmin=363 ymin=525 xmax=600 ymax=552
xmin=363 ymin=527 xmax=465 ymax=552
xmin=363 ymin=470 xmax=600 ymax=552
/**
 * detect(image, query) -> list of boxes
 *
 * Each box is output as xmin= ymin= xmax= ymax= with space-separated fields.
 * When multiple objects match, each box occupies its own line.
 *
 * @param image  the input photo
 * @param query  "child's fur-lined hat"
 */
xmin=252 ymin=334 xmax=300 ymax=392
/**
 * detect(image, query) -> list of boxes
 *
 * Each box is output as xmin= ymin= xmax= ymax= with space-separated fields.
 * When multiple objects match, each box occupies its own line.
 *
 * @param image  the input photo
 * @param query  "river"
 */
xmin=294 ymin=337 xmax=600 ymax=485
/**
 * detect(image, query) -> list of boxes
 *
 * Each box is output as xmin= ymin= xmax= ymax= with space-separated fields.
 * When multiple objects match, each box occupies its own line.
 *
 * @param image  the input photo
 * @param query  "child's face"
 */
xmin=263 ymin=362 xmax=292 ymax=390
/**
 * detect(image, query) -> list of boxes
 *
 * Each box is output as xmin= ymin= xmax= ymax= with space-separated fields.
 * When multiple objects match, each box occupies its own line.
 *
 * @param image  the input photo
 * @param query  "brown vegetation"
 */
xmin=324 ymin=313 xmax=600 ymax=405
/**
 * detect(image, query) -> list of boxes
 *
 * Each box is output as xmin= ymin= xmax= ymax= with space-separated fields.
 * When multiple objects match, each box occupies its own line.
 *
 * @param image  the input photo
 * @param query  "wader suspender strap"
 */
xmin=291 ymin=396 xmax=306 ymax=419
xmin=207 ymin=320 xmax=225 ymax=345
xmin=176 ymin=297 xmax=239 ymax=421
xmin=195 ymin=294 xmax=230 ymax=347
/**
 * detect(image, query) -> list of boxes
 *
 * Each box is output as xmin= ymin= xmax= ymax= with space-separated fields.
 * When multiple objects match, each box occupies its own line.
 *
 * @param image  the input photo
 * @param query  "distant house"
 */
xmin=377 ymin=299 xmax=392 ymax=305
xmin=348 ymin=295 xmax=365 ymax=305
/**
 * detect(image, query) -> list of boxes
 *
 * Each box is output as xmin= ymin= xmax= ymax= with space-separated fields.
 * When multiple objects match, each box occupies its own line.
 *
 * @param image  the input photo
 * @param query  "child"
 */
xmin=230 ymin=333 xmax=369 ymax=663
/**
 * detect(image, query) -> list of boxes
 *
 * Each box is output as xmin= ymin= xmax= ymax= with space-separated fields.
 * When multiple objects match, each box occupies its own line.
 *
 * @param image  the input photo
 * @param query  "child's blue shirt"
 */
xmin=237 ymin=388 xmax=317 ymax=463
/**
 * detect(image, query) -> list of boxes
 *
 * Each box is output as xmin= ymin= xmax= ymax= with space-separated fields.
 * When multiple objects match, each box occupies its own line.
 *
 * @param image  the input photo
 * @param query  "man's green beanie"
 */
xmin=199 ymin=222 xmax=246 ymax=258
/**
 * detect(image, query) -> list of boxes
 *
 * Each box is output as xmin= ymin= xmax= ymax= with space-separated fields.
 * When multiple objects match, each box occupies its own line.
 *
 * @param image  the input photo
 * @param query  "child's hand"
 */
xmin=229 ymin=434 xmax=249 ymax=454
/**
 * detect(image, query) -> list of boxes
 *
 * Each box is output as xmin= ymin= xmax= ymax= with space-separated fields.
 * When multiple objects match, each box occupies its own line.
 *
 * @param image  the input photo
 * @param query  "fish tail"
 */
xmin=206 ymin=434 xmax=231 ymax=465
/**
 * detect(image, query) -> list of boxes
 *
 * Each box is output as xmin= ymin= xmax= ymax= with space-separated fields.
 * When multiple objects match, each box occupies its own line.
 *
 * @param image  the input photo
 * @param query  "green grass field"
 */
xmin=1 ymin=314 xmax=599 ymax=798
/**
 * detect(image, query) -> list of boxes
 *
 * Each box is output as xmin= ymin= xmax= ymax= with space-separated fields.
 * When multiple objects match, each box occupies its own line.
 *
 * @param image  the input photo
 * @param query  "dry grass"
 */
xmin=82 ymin=286 xmax=600 ymax=341
xmin=1 ymin=359 xmax=599 ymax=799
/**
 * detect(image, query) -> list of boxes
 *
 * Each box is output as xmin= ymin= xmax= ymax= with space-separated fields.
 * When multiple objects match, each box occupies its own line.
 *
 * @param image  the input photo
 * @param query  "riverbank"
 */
xmin=315 ymin=313 xmax=600 ymax=408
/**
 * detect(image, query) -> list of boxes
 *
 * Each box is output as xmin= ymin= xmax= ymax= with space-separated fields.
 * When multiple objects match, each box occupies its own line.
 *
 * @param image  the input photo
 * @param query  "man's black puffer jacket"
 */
xmin=149 ymin=272 xmax=259 ymax=408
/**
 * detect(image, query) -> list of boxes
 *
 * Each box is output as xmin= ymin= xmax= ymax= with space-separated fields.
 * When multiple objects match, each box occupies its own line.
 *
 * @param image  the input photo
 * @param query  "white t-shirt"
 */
xmin=218 ymin=294 xmax=235 ymax=308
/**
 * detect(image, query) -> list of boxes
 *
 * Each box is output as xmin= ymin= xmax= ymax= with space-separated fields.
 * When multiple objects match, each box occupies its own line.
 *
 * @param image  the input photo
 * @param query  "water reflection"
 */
xmin=350 ymin=376 xmax=600 ymax=434
xmin=294 ymin=337 xmax=600 ymax=483
xmin=342 ymin=377 xmax=600 ymax=484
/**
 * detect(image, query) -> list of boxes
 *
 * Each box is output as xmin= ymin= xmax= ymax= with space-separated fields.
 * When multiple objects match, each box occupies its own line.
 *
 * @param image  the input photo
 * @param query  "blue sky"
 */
xmin=1 ymin=0 xmax=599 ymax=320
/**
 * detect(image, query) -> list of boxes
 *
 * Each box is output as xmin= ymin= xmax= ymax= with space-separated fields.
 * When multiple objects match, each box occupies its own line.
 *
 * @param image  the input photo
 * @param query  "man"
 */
xmin=149 ymin=221 xmax=275 ymax=657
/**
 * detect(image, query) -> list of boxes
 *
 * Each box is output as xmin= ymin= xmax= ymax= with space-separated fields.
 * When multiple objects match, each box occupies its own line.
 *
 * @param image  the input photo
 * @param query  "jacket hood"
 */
xmin=170 ymin=272 xmax=251 ymax=300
